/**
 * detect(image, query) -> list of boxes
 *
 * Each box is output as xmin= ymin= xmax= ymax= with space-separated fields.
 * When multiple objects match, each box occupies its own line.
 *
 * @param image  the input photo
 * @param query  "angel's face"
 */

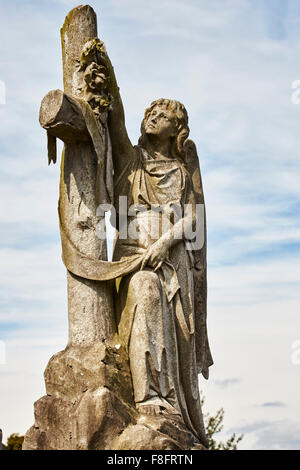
xmin=145 ymin=106 xmax=177 ymax=140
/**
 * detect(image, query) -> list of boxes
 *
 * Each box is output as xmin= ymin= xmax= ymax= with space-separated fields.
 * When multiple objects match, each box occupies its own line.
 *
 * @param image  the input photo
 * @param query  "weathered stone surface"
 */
xmin=24 ymin=390 xmax=132 ymax=450
xmin=61 ymin=5 xmax=97 ymax=96
xmin=112 ymin=413 xmax=207 ymax=451
xmin=23 ymin=341 xmax=204 ymax=450
xmin=43 ymin=341 xmax=133 ymax=404
xmin=60 ymin=4 xmax=115 ymax=347
xmin=112 ymin=424 xmax=182 ymax=451
xmin=24 ymin=4 xmax=212 ymax=451
xmin=23 ymin=342 xmax=136 ymax=450
xmin=39 ymin=90 xmax=90 ymax=144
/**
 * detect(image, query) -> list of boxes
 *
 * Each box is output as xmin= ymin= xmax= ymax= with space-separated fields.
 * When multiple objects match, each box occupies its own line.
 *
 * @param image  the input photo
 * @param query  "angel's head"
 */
xmin=139 ymin=98 xmax=189 ymax=160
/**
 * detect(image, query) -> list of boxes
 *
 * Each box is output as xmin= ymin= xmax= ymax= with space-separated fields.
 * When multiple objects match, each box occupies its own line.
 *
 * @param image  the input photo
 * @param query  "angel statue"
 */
xmin=97 ymin=46 xmax=214 ymax=446
xmin=25 ymin=5 xmax=213 ymax=450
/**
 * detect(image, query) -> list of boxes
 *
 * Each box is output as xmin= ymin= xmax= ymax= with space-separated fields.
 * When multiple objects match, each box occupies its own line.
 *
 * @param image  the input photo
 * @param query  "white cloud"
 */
xmin=229 ymin=419 xmax=300 ymax=450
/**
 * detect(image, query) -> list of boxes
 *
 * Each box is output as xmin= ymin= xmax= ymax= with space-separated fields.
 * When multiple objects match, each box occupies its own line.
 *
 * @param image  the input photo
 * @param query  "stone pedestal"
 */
xmin=23 ymin=341 xmax=205 ymax=450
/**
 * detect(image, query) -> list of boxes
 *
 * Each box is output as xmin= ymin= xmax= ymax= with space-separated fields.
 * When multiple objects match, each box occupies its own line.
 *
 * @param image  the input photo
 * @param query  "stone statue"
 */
xmin=23 ymin=5 xmax=213 ymax=451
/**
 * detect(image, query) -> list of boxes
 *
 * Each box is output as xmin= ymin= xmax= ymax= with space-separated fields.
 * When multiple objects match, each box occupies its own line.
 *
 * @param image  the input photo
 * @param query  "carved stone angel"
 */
xmin=24 ymin=5 xmax=213 ymax=450
xmin=97 ymin=48 xmax=214 ymax=444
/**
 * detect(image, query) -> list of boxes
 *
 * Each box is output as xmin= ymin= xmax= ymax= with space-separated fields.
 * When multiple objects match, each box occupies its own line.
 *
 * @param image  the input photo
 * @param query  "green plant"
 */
xmin=201 ymin=395 xmax=243 ymax=450
xmin=6 ymin=433 xmax=24 ymax=450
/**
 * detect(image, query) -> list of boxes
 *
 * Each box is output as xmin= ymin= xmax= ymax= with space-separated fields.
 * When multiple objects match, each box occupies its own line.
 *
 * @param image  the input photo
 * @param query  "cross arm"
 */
xmin=39 ymin=89 xmax=90 ymax=164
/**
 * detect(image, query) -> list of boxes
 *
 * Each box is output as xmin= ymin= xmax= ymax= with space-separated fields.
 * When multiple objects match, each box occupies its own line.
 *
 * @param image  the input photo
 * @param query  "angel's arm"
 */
xmin=140 ymin=204 xmax=197 ymax=271
xmin=100 ymin=49 xmax=135 ymax=177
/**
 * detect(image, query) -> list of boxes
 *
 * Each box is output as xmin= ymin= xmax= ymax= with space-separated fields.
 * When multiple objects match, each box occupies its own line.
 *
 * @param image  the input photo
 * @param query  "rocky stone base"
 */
xmin=23 ymin=341 xmax=206 ymax=450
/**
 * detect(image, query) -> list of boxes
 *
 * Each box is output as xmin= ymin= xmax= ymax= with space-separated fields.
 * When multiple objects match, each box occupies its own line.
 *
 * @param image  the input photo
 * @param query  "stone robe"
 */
xmin=58 ymin=105 xmax=213 ymax=445
xmin=113 ymin=147 xmax=207 ymax=444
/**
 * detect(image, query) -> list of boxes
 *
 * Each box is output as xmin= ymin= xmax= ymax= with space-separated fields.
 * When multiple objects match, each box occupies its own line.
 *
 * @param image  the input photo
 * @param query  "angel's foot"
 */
xmin=136 ymin=397 xmax=181 ymax=417
xmin=136 ymin=404 xmax=164 ymax=416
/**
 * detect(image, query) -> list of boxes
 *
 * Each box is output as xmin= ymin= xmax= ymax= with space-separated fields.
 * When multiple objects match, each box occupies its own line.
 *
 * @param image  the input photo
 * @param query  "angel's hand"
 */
xmin=141 ymin=238 xmax=170 ymax=272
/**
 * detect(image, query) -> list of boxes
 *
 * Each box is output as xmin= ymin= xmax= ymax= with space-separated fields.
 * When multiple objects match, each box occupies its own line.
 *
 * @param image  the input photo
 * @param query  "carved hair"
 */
xmin=138 ymin=98 xmax=190 ymax=161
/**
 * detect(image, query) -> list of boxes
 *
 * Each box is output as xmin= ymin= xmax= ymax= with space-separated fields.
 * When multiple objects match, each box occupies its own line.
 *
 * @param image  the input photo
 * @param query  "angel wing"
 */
xmin=184 ymin=139 xmax=213 ymax=379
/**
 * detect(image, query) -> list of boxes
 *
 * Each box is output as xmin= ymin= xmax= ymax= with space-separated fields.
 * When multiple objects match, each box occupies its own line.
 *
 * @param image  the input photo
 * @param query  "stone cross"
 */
xmin=39 ymin=5 xmax=115 ymax=346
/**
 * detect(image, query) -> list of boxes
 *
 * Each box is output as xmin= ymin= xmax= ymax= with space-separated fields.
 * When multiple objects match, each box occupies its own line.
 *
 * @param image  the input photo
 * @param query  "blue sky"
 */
xmin=0 ymin=0 xmax=300 ymax=449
